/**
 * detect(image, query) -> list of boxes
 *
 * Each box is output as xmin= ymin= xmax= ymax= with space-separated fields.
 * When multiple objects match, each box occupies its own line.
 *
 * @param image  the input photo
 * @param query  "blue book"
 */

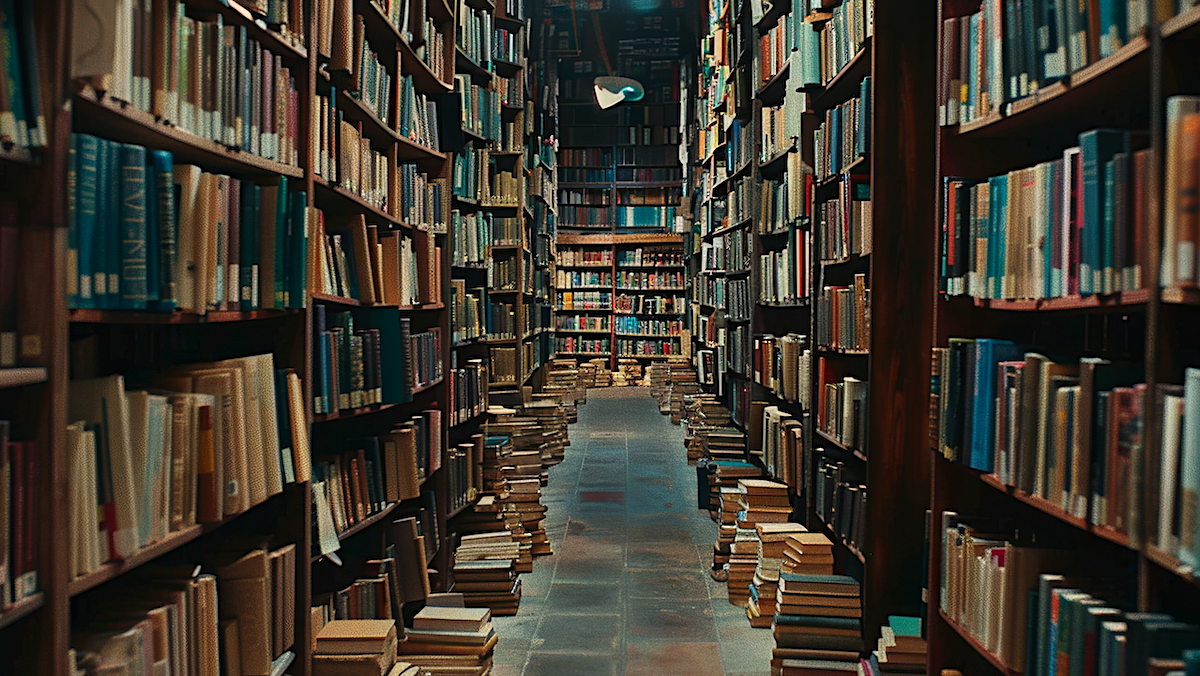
xmin=94 ymin=138 xmax=112 ymax=308
xmin=1078 ymin=129 xmax=1126 ymax=295
xmin=1102 ymin=157 xmax=1117 ymax=294
xmin=1183 ymin=649 xmax=1200 ymax=676
xmin=969 ymin=338 xmax=1024 ymax=471
xmin=73 ymin=134 xmax=100 ymax=309
xmin=774 ymin=615 xmax=861 ymax=630
xmin=240 ymin=181 xmax=259 ymax=310
xmin=857 ymin=77 xmax=871 ymax=157
xmin=888 ymin=616 xmax=922 ymax=636
xmin=273 ymin=175 xmax=289 ymax=309
xmin=118 ymin=143 xmax=148 ymax=309
xmin=274 ymin=368 xmax=295 ymax=484
xmin=1097 ymin=0 xmax=1126 ymax=59
xmin=287 ymin=189 xmax=307 ymax=309
xmin=989 ymin=175 xmax=1007 ymax=298
xmin=147 ymin=150 xmax=176 ymax=310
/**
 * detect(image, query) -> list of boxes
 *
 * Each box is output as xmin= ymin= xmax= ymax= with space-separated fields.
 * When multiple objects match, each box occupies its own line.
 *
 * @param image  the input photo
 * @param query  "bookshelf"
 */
xmin=555 ymin=232 xmax=685 ymax=373
xmin=0 ymin=0 xmax=556 ymax=672
xmin=928 ymin=0 xmax=1200 ymax=675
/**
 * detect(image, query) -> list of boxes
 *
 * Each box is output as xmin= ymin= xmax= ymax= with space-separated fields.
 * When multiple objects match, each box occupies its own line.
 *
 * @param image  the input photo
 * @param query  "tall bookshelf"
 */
xmin=928 ymin=1 xmax=1200 ymax=675
xmin=686 ymin=0 xmax=935 ymax=652
xmin=0 ymin=0 xmax=556 ymax=673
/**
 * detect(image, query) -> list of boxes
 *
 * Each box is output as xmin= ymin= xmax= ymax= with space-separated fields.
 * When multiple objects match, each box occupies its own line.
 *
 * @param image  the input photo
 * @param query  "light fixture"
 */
xmin=593 ymin=76 xmax=645 ymax=109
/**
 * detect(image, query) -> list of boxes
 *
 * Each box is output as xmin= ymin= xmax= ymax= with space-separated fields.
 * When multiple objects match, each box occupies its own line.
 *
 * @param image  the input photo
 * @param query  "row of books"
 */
xmin=327 ymin=11 xmax=394 ymax=127
xmin=756 ymin=9 xmax=799 ymax=86
xmin=555 ymin=315 xmax=608 ymax=332
xmin=312 ymin=306 xmax=433 ymax=413
xmin=617 ymin=338 xmax=682 ymax=356
xmin=416 ymin=16 xmax=451 ymax=83
xmin=1163 ymin=97 xmax=1200 ymax=289
xmin=451 ymin=211 xmax=489 ymax=266
xmin=558 ymin=291 xmax=611 ymax=310
xmin=727 ymin=323 xmax=752 ymax=378
xmin=818 ymin=0 xmax=874 ymax=86
xmin=754 ymin=333 xmax=812 ymax=408
xmin=312 ymin=427 xmax=430 ymax=534
xmin=493 ymin=26 xmax=525 ymax=63
xmin=0 ymin=0 xmax=43 ymax=150
xmin=614 ymin=188 xmax=680 ymax=206
xmin=813 ymin=77 xmax=870 ymax=180
xmin=759 ymin=103 xmax=799 ymax=164
xmin=448 ymin=360 xmax=487 ymax=427
xmin=397 ymin=76 xmax=442 ymax=151
xmin=446 ymin=436 xmax=482 ymax=512
xmin=613 ymin=316 xmax=684 ymax=336
xmin=456 ymin=74 xmax=502 ymax=143
xmin=311 ymin=213 xmax=431 ymax=307
xmin=558 ymin=248 xmax=612 ymax=266
xmin=615 ymin=167 xmax=683 ymax=183
xmin=940 ymin=511 xmax=1200 ymax=675
xmin=71 ymin=2 xmax=301 ymax=165
xmin=727 ymin=175 xmax=756 ymax=227
xmin=938 ymin=0 xmax=1159 ymax=127
xmin=486 ymin=300 xmax=516 ymax=339
xmin=486 ymin=159 xmax=525 ymax=206
xmin=758 ymin=404 xmax=804 ymax=488
xmin=497 ymin=72 xmax=525 ymax=113
xmin=452 ymin=146 xmax=488 ymax=201
xmin=932 ymin=339 xmax=1149 ymax=538
xmin=559 ymin=190 xmax=609 ymax=207
xmin=489 ymin=345 xmax=518 ymax=384
xmin=67 ymin=356 xmax=310 ymax=568
xmin=0 ymin=422 xmax=38 ymax=606
xmin=456 ymin=3 xmax=493 ymax=67
xmin=490 ymin=255 xmax=521 ymax=290
xmin=615 ymin=205 xmax=678 ymax=230
xmin=559 ymin=125 xmax=682 ymax=148
xmin=616 ymin=270 xmax=685 ymax=289
xmin=601 ymin=248 xmax=670 ymax=271
xmin=760 ymin=228 xmax=811 ymax=305
xmin=815 ymin=457 xmax=868 ymax=552
xmin=619 ymin=294 xmax=686 ymax=316
xmin=69 ymin=546 xmax=299 ymax=676
xmin=727 ymin=119 xmax=755 ymax=174
xmin=67 ymin=137 xmax=310 ymax=312
xmin=758 ymin=155 xmax=812 ymax=232
xmin=450 ymin=280 xmax=484 ymax=344
xmin=815 ymin=275 xmax=870 ymax=353
xmin=554 ymin=337 xmax=609 ymax=355
xmin=817 ymin=358 xmax=868 ymax=452
xmin=555 ymin=270 xmax=610 ymax=288
xmin=559 ymin=149 xmax=612 ymax=167
xmin=817 ymin=184 xmax=872 ymax=263
xmin=314 ymin=98 xmax=391 ymax=211
xmin=559 ymin=168 xmax=614 ymax=184
xmin=940 ymin=129 xmax=1147 ymax=299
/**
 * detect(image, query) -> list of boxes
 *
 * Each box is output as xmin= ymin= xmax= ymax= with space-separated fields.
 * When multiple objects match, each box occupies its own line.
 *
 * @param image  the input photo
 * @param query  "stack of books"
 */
xmin=448 ymin=557 xmax=521 ymax=618
xmin=519 ymin=401 xmax=571 ymax=467
xmin=870 ymin=616 xmax=926 ymax=674
xmin=771 ymin=573 xmax=863 ymax=673
xmin=749 ymin=523 xmax=808 ymax=628
xmin=728 ymin=479 xmax=791 ymax=608
xmin=313 ymin=618 xmax=400 ymax=676
xmin=715 ymin=486 xmax=741 ymax=570
xmin=780 ymin=533 xmax=835 ymax=576
xmin=399 ymin=606 xmax=498 ymax=676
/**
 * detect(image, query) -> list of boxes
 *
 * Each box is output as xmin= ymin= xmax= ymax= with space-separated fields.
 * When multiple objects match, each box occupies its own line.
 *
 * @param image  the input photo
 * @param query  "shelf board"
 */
xmin=455 ymin=48 xmax=492 ymax=82
xmin=0 ymin=592 xmax=44 ymax=630
xmin=311 ymin=292 xmax=361 ymax=307
xmin=395 ymin=133 xmax=448 ymax=163
xmin=938 ymin=610 xmax=1022 ymax=676
xmin=816 ymin=154 xmax=870 ymax=189
xmin=812 ymin=39 xmax=872 ymax=111
xmin=69 ymin=308 xmax=294 ymax=324
xmin=448 ymin=494 xmax=483 ymax=519
xmin=336 ymin=502 xmax=399 ymax=542
xmin=816 ymin=515 xmax=866 ymax=564
xmin=450 ymin=409 xmax=487 ymax=430
xmin=493 ymin=58 xmax=525 ymax=78
xmin=758 ymin=145 xmax=795 ymax=177
xmin=336 ymin=88 xmax=402 ymax=147
xmin=979 ymin=473 xmax=1132 ymax=548
xmin=754 ymin=0 xmax=793 ymax=34
xmin=1144 ymin=544 xmax=1199 ymax=586
xmin=973 ymin=289 xmax=1150 ymax=311
xmin=313 ymin=402 xmax=397 ymax=423
xmin=412 ymin=376 xmax=445 ymax=395
xmin=814 ymin=428 xmax=867 ymax=461
xmin=493 ymin=13 xmax=526 ymax=31
xmin=313 ymin=177 xmax=401 ymax=227
xmin=555 ymin=329 xmax=611 ymax=334
xmin=1161 ymin=287 xmax=1200 ymax=306
xmin=758 ymin=299 xmax=812 ymax=308
xmin=74 ymin=88 xmax=304 ymax=180
xmin=191 ymin=0 xmax=308 ymax=59
xmin=452 ymin=336 xmax=486 ymax=348
xmin=817 ymin=347 xmax=869 ymax=356
xmin=703 ymin=217 xmax=755 ymax=240
xmin=952 ymin=35 xmax=1148 ymax=139
xmin=755 ymin=61 xmax=791 ymax=105
xmin=0 ymin=367 xmax=48 ymax=389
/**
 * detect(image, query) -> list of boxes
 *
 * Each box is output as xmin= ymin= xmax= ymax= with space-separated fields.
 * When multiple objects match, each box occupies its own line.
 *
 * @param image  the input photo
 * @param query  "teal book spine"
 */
xmin=149 ymin=150 xmax=176 ymax=310
xmin=287 ymin=190 xmax=307 ymax=309
xmin=0 ymin=0 xmax=29 ymax=148
xmin=240 ymin=182 xmax=259 ymax=310
xmin=1098 ymin=0 xmax=1126 ymax=59
xmin=144 ymin=152 xmax=159 ymax=305
xmin=1078 ymin=129 xmax=1126 ymax=295
xmin=74 ymin=134 xmax=99 ymax=309
xmin=1180 ymin=367 xmax=1200 ymax=569
xmin=67 ymin=135 xmax=79 ymax=308
xmin=1102 ymin=158 xmax=1117 ymax=294
xmin=94 ymin=139 xmax=112 ymax=308
xmin=273 ymin=175 xmax=289 ymax=309
xmin=119 ymin=143 xmax=149 ymax=309
xmin=773 ymin=614 xmax=861 ymax=630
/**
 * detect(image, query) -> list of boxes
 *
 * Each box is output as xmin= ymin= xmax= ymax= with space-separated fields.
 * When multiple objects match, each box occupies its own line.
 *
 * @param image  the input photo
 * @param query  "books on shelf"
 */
xmin=555 ymin=269 xmax=611 ymax=289
xmin=417 ymin=14 xmax=450 ymax=83
xmin=815 ymin=274 xmax=870 ymax=353
xmin=398 ymin=76 xmax=441 ymax=151
xmin=451 ymin=280 xmax=484 ymax=344
xmin=558 ymin=248 xmax=613 ymax=267
xmin=66 ymin=356 xmax=309 ymax=571
xmin=67 ymin=137 xmax=310 ymax=312
xmin=456 ymin=2 xmax=492 ymax=68
xmin=0 ymin=0 xmax=45 ymax=151
xmin=614 ymin=292 xmax=684 ymax=315
xmin=754 ymin=333 xmax=812 ymax=408
xmin=453 ymin=146 xmax=488 ymax=201
xmin=449 ymin=361 xmax=487 ymax=426
xmin=813 ymin=77 xmax=870 ymax=181
xmin=310 ymin=212 xmax=435 ymax=306
xmin=759 ymin=227 xmax=810 ymax=305
xmin=814 ymin=457 xmax=867 ymax=551
xmin=314 ymin=93 xmax=392 ymax=212
xmin=816 ymin=356 xmax=868 ymax=451
xmin=817 ymin=181 xmax=872 ymax=263
xmin=70 ymin=1 xmax=301 ymax=165
xmin=311 ymin=426 xmax=427 ymax=534
xmin=486 ymin=299 xmax=516 ymax=339
xmin=558 ymin=291 xmax=612 ymax=311
xmin=555 ymin=314 xmax=609 ymax=332
xmin=618 ymin=246 xmax=683 ymax=267
xmin=312 ymin=305 xmax=421 ymax=413
xmin=931 ymin=339 xmax=1148 ymax=537
xmin=555 ymin=336 xmax=610 ymax=355
xmin=455 ymin=74 xmax=501 ymax=142
xmin=1 ymin=421 xmax=38 ymax=605
xmin=452 ymin=211 xmax=490 ymax=267
xmin=940 ymin=129 xmax=1148 ymax=299
xmin=818 ymin=0 xmax=873 ymax=85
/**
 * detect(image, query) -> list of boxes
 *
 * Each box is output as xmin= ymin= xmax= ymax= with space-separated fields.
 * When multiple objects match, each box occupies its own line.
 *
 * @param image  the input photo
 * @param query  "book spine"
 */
xmin=119 ymin=144 xmax=150 ymax=309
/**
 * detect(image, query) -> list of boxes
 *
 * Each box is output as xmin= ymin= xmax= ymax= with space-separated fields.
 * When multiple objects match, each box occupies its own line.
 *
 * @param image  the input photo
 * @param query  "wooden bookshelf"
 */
xmin=0 ymin=368 xmax=48 ymax=389
xmin=0 ymin=593 xmax=44 ymax=631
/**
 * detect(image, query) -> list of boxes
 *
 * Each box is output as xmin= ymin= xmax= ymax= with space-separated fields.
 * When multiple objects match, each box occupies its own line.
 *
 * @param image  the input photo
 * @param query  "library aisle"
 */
xmin=491 ymin=387 xmax=774 ymax=676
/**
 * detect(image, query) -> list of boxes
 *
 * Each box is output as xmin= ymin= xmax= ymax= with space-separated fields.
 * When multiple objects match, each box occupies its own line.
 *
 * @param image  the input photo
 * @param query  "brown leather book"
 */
xmin=217 ymin=549 xmax=272 ymax=675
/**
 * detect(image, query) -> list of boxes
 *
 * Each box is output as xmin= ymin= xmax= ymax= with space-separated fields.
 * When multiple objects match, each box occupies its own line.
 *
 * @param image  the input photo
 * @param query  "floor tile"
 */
xmin=524 ymin=653 xmax=619 ymax=676
xmin=625 ymin=639 xmax=725 ymax=676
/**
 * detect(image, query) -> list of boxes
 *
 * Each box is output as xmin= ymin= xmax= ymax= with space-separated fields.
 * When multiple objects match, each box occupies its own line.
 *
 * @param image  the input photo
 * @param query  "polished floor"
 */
xmin=491 ymin=387 xmax=774 ymax=676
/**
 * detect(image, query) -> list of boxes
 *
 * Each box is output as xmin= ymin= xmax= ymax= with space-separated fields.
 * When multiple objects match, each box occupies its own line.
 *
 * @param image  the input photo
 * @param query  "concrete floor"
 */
xmin=491 ymin=386 xmax=774 ymax=676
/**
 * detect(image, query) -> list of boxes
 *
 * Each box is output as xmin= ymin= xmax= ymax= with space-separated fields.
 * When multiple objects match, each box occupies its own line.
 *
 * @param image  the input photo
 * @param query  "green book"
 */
xmin=118 ymin=143 xmax=148 ymax=309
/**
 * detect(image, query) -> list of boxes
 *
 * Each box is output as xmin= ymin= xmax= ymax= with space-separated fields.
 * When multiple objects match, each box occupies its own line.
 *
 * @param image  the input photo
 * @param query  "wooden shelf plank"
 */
xmin=0 ymin=592 xmax=44 ymax=630
xmin=812 ymin=39 xmax=872 ymax=111
xmin=69 ymin=308 xmax=294 ymax=324
xmin=337 ymin=502 xmax=399 ymax=542
xmin=313 ymin=176 xmax=401 ymax=227
xmin=814 ymin=428 xmax=867 ymax=461
xmin=979 ymin=473 xmax=1132 ymax=548
xmin=313 ymin=402 xmax=398 ymax=424
xmin=974 ymin=289 xmax=1150 ymax=311
xmin=0 ymin=367 xmax=48 ymax=389
xmin=938 ymin=610 xmax=1022 ymax=676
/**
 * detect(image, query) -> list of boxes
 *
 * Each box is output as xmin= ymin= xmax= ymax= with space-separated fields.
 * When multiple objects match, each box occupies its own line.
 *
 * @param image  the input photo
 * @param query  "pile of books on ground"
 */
xmin=519 ymin=400 xmax=570 ymax=467
xmin=451 ymin=495 xmax=533 ymax=572
xmin=581 ymin=358 xmax=612 ymax=387
xmin=477 ymin=429 xmax=553 ymax=559
xmin=869 ymin=616 xmax=926 ymax=674
xmin=667 ymin=370 xmax=702 ymax=424
xmin=399 ymin=604 xmax=499 ymax=675
xmin=728 ymin=479 xmax=791 ymax=609
xmin=613 ymin=358 xmax=642 ymax=385
xmin=771 ymin=573 xmax=863 ymax=676
xmin=313 ymin=619 xmax=417 ymax=676
xmin=450 ymin=534 xmax=524 ymax=616
xmin=648 ymin=363 xmax=670 ymax=399
xmin=540 ymin=359 xmax=585 ymax=419
xmin=748 ymin=523 xmax=808 ymax=628
xmin=779 ymin=532 xmax=834 ymax=576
